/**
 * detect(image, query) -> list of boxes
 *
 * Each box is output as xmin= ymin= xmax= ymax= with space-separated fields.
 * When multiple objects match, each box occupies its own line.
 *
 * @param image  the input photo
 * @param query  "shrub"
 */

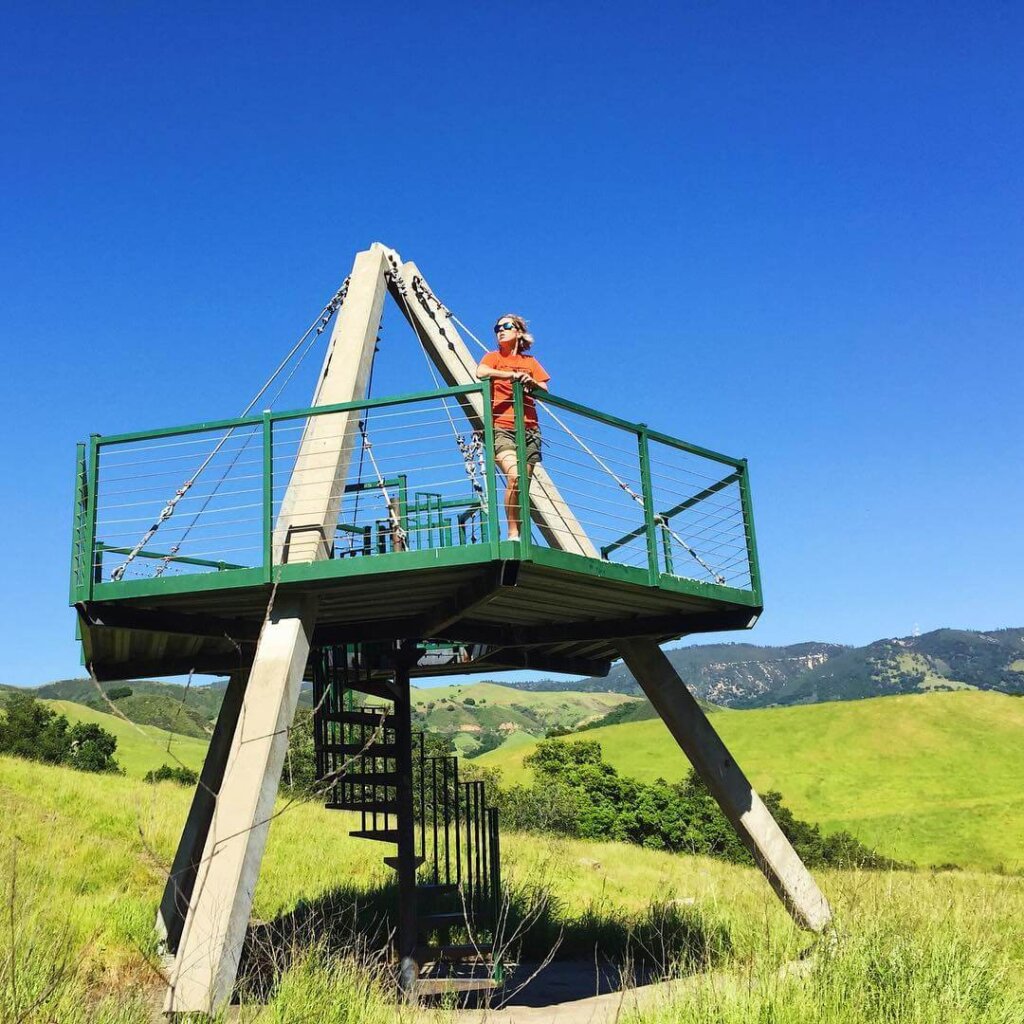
xmin=0 ymin=692 xmax=120 ymax=774
xmin=510 ymin=739 xmax=906 ymax=868
xmin=105 ymin=686 xmax=133 ymax=701
xmin=144 ymin=763 xmax=199 ymax=786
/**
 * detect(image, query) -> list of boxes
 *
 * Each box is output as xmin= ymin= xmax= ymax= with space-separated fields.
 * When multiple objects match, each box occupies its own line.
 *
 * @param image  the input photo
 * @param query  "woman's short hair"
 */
xmin=499 ymin=312 xmax=535 ymax=352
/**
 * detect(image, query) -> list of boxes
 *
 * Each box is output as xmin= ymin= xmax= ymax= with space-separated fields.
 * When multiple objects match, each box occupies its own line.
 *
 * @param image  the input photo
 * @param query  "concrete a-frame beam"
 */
xmin=165 ymin=598 xmax=317 ymax=1013
xmin=274 ymin=245 xmax=391 ymax=563
xmin=164 ymin=246 xmax=389 ymax=1014
xmin=385 ymin=254 xmax=596 ymax=558
xmin=616 ymin=638 xmax=832 ymax=932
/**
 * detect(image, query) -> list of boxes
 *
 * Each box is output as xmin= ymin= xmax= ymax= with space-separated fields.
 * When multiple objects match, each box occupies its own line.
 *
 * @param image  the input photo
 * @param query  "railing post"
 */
xmin=84 ymin=435 xmax=100 ymax=599
xmin=637 ymin=427 xmax=659 ymax=585
xmin=69 ymin=442 xmax=86 ymax=604
xmin=738 ymin=458 xmax=762 ymax=601
xmin=482 ymin=381 xmax=500 ymax=558
xmin=512 ymin=382 xmax=531 ymax=556
xmin=262 ymin=411 xmax=273 ymax=582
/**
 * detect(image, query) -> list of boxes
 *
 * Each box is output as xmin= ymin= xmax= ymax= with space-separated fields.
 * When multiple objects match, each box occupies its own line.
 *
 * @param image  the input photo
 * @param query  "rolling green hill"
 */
xmin=37 ymin=677 xmax=228 ymax=721
xmin=477 ymin=690 xmax=1024 ymax=871
xmin=43 ymin=700 xmax=209 ymax=778
xmin=408 ymin=681 xmax=637 ymax=754
xmin=22 ymin=678 xmax=634 ymax=757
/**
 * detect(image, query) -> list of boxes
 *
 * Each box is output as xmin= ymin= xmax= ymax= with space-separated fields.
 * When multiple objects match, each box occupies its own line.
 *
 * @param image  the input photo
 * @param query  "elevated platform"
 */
xmin=71 ymin=383 xmax=762 ymax=681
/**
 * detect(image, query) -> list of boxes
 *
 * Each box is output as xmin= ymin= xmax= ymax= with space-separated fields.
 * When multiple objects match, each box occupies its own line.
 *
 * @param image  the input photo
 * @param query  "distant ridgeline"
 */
xmin=509 ymin=627 xmax=1024 ymax=707
xmin=11 ymin=628 xmax=1023 ymax=741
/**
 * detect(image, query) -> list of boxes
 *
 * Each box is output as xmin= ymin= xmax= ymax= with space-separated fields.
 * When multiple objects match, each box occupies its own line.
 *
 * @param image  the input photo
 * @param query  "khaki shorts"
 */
xmin=494 ymin=427 xmax=542 ymax=467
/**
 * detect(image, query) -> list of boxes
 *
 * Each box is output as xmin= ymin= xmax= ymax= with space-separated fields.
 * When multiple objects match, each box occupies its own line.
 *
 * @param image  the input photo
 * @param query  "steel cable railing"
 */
xmin=77 ymin=382 xmax=758 ymax=600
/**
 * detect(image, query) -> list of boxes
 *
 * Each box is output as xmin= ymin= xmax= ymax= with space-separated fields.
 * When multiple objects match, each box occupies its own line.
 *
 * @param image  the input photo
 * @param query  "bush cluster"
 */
xmin=144 ymin=763 xmax=198 ymax=785
xmin=0 ymin=692 xmax=120 ymax=774
xmin=493 ymin=739 xmax=905 ymax=869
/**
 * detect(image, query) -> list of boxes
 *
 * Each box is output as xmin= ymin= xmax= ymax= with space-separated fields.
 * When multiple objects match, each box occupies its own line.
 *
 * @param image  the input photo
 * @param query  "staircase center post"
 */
xmin=393 ymin=650 xmax=420 ymax=996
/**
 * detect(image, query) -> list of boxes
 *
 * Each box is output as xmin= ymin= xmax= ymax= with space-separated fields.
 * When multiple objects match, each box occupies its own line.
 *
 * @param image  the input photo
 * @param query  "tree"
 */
xmin=0 ymin=692 xmax=120 ymax=774
xmin=66 ymin=722 xmax=119 ymax=773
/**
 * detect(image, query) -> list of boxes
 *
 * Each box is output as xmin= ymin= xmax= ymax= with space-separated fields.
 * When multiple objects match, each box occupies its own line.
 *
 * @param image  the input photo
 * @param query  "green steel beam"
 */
xmin=638 ymin=427 xmax=660 ymax=584
xmin=95 ymin=543 xmax=245 ymax=571
xmin=601 ymin=470 xmax=743 ymax=560
xmin=95 ymin=382 xmax=487 ymax=447
xmin=85 ymin=435 xmax=100 ymax=601
xmin=512 ymin=382 xmax=531 ymax=557
xmin=262 ymin=411 xmax=273 ymax=582
xmin=738 ymin=459 xmax=763 ymax=606
xmin=69 ymin=443 xmax=86 ymax=605
xmin=482 ymin=379 xmax=500 ymax=560
xmin=645 ymin=427 xmax=745 ymax=469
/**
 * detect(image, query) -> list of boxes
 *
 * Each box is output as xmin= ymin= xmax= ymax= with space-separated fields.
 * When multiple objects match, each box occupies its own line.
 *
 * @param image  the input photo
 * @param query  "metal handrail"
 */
xmin=73 ymin=381 xmax=759 ymax=603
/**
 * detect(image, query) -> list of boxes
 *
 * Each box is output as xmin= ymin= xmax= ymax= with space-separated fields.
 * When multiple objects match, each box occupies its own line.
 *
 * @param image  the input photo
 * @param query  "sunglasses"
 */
xmin=493 ymin=321 xmax=517 ymax=333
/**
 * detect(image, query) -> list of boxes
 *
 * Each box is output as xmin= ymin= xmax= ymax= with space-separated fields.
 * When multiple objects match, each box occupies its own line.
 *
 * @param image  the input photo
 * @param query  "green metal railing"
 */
xmin=71 ymin=381 xmax=760 ymax=606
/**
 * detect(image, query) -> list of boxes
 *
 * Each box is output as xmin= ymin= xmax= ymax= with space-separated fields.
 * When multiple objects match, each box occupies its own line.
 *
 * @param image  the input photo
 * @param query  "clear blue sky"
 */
xmin=1 ymin=3 xmax=1021 ymax=686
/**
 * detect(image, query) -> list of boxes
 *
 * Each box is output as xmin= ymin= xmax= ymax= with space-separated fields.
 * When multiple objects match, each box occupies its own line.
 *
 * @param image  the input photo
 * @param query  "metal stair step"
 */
xmin=328 ymin=709 xmax=395 ymax=728
xmin=332 ymin=772 xmax=400 ymax=787
xmin=416 ymin=942 xmax=492 ymax=964
xmin=383 ymin=854 xmax=425 ymax=870
xmin=349 ymin=828 xmax=400 ymax=844
xmin=416 ymin=883 xmax=459 ymax=897
xmin=325 ymin=800 xmax=399 ymax=814
xmin=320 ymin=742 xmax=397 ymax=758
xmin=419 ymin=912 xmax=469 ymax=929
xmin=414 ymin=977 xmax=501 ymax=997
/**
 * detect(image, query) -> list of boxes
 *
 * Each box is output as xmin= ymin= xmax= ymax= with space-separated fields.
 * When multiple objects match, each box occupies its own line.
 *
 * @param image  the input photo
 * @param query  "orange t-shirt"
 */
xmin=479 ymin=350 xmax=551 ymax=429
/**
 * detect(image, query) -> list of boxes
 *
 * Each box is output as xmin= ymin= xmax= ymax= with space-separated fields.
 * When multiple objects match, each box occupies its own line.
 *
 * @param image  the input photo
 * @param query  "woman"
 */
xmin=476 ymin=314 xmax=550 ymax=541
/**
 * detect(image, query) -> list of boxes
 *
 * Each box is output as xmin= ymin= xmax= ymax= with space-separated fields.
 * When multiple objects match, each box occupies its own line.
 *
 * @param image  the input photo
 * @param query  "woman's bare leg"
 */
xmin=496 ymin=451 xmax=521 ymax=539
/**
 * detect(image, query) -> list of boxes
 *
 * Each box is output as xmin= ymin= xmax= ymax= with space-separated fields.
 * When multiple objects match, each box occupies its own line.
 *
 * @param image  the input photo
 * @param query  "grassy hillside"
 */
xmin=477 ymin=690 xmax=1024 ymax=871
xmin=409 ymin=681 xmax=636 ymax=753
xmin=44 ymin=700 xmax=208 ymax=777
xmin=514 ymin=628 xmax=1024 ymax=706
xmin=1 ymin=752 xmax=1022 ymax=1022
xmin=37 ymin=676 xmax=227 ymax=721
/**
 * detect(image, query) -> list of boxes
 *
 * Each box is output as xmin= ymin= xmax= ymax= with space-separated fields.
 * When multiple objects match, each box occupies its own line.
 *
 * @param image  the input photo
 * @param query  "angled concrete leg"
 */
xmin=157 ymin=666 xmax=250 ymax=954
xmin=165 ymin=595 xmax=318 ymax=1014
xmin=616 ymin=638 xmax=832 ymax=933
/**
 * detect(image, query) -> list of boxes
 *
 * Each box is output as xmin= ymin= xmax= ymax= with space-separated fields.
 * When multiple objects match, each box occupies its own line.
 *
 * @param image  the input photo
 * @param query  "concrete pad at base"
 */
xmin=616 ymin=637 xmax=832 ymax=934
xmin=165 ymin=594 xmax=317 ymax=1014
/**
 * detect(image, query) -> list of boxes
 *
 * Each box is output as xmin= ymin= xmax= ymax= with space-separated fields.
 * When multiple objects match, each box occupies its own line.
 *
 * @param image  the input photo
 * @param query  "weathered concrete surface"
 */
xmin=165 ymin=594 xmax=317 ymax=1014
xmin=273 ymin=243 xmax=390 ymax=563
xmin=616 ymin=637 xmax=832 ymax=933
xmin=156 ymin=666 xmax=248 ymax=953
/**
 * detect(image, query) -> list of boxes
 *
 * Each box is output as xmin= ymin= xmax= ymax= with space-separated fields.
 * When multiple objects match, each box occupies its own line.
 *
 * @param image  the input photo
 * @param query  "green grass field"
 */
xmin=477 ymin=690 xmax=1024 ymax=871
xmin=1 ymin=751 xmax=1022 ymax=1022
xmin=43 ymin=699 xmax=209 ymax=777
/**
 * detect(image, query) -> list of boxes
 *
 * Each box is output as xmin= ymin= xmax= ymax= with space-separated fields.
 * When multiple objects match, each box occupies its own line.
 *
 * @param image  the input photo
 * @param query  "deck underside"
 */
xmin=78 ymin=551 xmax=760 ymax=681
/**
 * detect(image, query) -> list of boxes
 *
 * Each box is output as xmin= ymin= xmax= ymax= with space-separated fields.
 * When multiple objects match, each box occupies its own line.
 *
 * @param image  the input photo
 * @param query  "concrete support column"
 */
xmin=157 ymin=665 xmax=250 ymax=954
xmin=165 ymin=594 xmax=318 ymax=1014
xmin=616 ymin=637 xmax=832 ymax=933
